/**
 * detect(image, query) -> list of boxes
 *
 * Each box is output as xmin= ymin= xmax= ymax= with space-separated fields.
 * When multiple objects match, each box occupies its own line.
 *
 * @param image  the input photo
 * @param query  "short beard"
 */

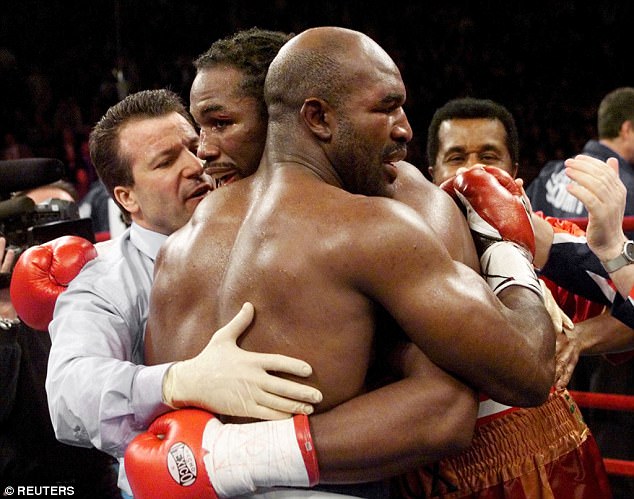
xmin=334 ymin=118 xmax=390 ymax=197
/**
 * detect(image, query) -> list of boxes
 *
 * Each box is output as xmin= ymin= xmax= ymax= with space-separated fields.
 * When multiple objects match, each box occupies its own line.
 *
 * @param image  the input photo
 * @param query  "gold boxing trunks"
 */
xmin=392 ymin=389 xmax=612 ymax=498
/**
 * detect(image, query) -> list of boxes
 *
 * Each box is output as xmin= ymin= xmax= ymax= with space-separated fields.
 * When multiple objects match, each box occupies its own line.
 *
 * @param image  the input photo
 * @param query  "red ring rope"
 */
xmin=565 ymin=216 xmax=634 ymax=232
xmin=568 ymin=391 xmax=634 ymax=412
xmin=566 ymin=390 xmax=634 ymax=478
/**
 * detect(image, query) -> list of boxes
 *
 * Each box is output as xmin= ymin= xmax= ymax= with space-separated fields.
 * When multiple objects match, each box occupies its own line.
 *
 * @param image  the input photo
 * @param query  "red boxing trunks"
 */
xmin=392 ymin=389 xmax=612 ymax=498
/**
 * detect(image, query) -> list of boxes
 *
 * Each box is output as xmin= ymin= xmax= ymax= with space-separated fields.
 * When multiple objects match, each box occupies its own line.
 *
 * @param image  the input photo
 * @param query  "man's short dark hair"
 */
xmin=597 ymin=87 xmax=634 ymax=139
xmin=89 ymin=89 xmax=192 ymax=218
xmin=426 ymin=97 xmax=520 ymax=166
xmin=194 ymin=27 xmax=293 ymax=119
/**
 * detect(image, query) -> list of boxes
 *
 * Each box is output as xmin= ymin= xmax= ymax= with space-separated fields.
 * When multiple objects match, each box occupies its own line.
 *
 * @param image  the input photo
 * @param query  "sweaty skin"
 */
xmin=428 ymin=115 xmax=634 ymax=384
xmin=390 ymin=160 xmax=480 ymax=270
xmin=146 ymin=27 xmax=555 ymax=482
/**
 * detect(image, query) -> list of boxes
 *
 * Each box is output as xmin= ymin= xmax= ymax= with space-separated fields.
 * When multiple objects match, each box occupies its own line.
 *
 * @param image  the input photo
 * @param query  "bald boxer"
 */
xmin=135 ymin=27 xmax=556 ymax=497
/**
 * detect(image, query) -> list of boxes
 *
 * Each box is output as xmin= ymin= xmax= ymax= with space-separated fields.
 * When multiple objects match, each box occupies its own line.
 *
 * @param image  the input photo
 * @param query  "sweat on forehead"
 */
xmin=265 ymin=27 xmax=398 ymax=108
xmin=278 ymin=27 xmax=391 ymax=68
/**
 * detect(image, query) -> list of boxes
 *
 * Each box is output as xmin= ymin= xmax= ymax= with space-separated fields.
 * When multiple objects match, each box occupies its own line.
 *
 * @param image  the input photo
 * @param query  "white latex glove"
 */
xmin=162 ymin=302 xmax=323 ymax=420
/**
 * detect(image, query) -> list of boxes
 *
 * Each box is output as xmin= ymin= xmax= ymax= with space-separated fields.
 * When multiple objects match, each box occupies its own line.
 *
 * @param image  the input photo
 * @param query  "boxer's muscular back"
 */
xmin=146 ymin=167 xmax=381 ymax=411
xmin=146 ymin=163 xmax=478 ymax=412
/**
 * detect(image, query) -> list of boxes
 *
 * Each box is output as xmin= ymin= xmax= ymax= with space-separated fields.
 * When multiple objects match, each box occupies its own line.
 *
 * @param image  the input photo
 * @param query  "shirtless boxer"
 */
xmin=130 ymin=27 xmax=556 ymax=497
xmin=33 ymin=30 xmax=474 ymax=499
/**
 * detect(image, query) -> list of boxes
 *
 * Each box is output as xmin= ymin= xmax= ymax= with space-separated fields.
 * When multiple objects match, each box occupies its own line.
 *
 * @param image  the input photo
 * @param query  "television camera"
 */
xmin=0 ymin=158 xmax=95 ymax=288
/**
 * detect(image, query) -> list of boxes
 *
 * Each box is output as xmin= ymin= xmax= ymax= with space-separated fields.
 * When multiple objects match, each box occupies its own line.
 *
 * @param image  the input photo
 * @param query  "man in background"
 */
xmin=409 ymin=96 xmax=613 ymax=498
xmin=527 ymin=87 xmax=634 ymax=499
xmin=527 ymin=87 xmax=634 ymax=222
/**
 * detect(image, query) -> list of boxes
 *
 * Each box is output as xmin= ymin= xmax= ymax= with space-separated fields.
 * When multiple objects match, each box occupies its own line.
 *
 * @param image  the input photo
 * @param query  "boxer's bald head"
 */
xmin=263 ymin=26 xmax=411 ymax=197
xmin=265 ymin=27 xmax=402 ymax=124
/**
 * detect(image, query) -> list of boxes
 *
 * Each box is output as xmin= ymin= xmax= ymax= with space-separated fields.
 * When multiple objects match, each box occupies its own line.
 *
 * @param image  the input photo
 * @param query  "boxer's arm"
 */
xmin=311 ymin=343 xmax=478 ymax=481
xmin=292 ymin=164 xmax=477 ymax=479
xmin=609 ymin=294 xmax=634 ymax=334
xmin=126 ymin=344 xmax=477 ymax=488
xmin=357 ymin=204 xmax=555 ymax=408
xmin=303 ymin=166 xmax=477 ymax=480
xmin=574 ymin=311 xmax=634 ymax=355
xmin=126 ymin=409 xmax=319 ymax=498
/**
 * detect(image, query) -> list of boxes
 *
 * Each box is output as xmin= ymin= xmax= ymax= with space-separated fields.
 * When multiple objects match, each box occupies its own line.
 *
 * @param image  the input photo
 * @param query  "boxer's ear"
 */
xmin=301 ymin=97 xmax=332 ymax=141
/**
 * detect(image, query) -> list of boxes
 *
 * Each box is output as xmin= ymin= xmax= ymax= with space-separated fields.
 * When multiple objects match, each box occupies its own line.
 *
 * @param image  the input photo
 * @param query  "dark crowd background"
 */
xmin=2 ymin=1 xmax=634 ymax=496
xmin=1 ymin=0 xmax=633 ymax=195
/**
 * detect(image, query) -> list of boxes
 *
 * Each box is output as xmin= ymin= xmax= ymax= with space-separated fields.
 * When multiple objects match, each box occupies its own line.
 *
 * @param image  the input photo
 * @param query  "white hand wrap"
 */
xmin=480 ymin=241 xmax=543 ymax=299
xmin=203 ymin=417 xmax=312 ymax=497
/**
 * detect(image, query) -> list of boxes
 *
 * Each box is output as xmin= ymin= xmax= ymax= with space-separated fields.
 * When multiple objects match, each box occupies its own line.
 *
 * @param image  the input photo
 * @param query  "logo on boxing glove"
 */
xmin=167 ymin=442 xmax=198 ymax=487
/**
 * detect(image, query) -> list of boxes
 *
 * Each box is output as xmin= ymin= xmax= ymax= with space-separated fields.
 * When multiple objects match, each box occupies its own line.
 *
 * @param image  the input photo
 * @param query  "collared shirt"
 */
xmin=46 ymin=222 xmax=171 ymax=460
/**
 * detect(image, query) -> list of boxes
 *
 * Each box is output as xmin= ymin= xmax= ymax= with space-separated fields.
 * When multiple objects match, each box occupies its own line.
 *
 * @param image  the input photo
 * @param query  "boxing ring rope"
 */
xmin=564 ymin=215 xmax=634 ymax=232
xmin=568 ymin=391 xmax=634 ymax=413
xmin=568 ymin=390 xmax=634 ymax=477
xmin=562 ymin=216 xmax=634 ymax=479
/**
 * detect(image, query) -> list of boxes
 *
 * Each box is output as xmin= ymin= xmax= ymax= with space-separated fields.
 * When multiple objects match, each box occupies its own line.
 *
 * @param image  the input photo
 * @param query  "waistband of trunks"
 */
xmin=445 ymin=389 xmax=589 ymax=479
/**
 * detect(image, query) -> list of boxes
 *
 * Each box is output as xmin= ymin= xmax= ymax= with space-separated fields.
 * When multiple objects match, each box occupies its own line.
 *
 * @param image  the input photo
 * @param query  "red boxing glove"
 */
xmin=10 ymin=235 xmax=97 ymax=331
xmin=443 ymin=165 xmax=535 ymax=258
xmin=125 ymin=409 xmax=219 ymax=499
xmin=125 ymin=409 xmax=320 ymax=498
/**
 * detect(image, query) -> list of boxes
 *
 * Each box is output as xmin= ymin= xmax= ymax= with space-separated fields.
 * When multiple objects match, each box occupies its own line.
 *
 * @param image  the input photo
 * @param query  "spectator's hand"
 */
xmin=565 ymin=155 xmax=626 ymax=261
xmin=0 ymin=237 xmax=16 ymax=320
xmin=162 ymin=302 xmax=323 ymax=419
xmin=0 ymin=237 xmax=15 ymax=275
